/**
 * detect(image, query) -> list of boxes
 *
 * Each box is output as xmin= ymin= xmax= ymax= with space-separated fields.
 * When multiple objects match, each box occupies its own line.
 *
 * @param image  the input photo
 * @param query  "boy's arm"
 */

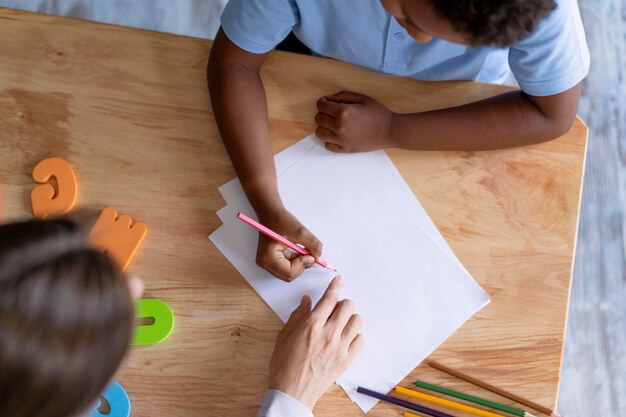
xmin=314 ymin=83 xmax=582 ymax=152
xmin=208 ymin=28 xmax=322 ymax=281
xmin=208 ymin=28 xmax=279 ymax=216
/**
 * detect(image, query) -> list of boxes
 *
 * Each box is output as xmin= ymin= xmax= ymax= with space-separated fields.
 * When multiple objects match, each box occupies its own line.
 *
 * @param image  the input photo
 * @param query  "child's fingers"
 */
xmin=257 ymin=239 xmax=302 ymax=281
xmin=283 ymin=250 xmax=315 ymax=270
xmin=285 ymin=255 xmax=314 ymax=279
xmin=315 ymin=127 xmax=344 ymax=149
xmin=263 ymin=253 xmax=311 ymax=282
xmin=255 ymin=223 xmax=320 ymax=280
xmin=325 ymin=142 xmax=345 ymax=153
xmin=315 ymin=126 xmax=338 ymax=142
xmin=316 ymin=96 xmax=344 ymax=116
xmin=326 ymin=91 xmax=366 ymax=104
xmin=270 ymin=261 xmax=303 ymax=282
xmin=274 ymin=248 xmax=314 ymax=281
xmin=294 ymin=230 xmax=323 ymax=259
xmin=263 ymin=259 xmax=299 ymax=281
xmin=314 ymin=112 xmax=337 ymax=130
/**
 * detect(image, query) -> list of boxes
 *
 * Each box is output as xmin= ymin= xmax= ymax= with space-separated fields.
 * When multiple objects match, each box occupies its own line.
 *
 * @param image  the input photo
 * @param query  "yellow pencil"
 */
xmin=395 ymin=386 xmax=506 ymax=417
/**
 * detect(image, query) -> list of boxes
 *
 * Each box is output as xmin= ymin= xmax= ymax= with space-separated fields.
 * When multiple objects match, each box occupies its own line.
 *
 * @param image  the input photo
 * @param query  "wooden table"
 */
xmin=0 ymin=8 xmax=587 ymax=417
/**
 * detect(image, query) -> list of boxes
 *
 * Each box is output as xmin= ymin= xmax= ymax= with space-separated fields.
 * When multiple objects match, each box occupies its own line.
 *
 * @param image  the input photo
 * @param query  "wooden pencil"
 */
xmin=395 ymin=386 xmax=507 ymax=417
xmin=414 ymin=380 xmax=536 ymax=417
xmin=429 ymin=361 xmax=562 ymax=417
xmin=356 ymin=387 xmax=456 ymax=417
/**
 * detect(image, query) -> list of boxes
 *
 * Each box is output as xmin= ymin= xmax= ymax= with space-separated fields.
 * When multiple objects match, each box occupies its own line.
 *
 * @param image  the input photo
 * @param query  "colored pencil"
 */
xmin=415 ymin=381 xmax=536 ymax=417
xmin=429 ymin=361 xmax=561 ymax=417
xmin=356 ymin=387 xmax=457 ymax=417
xmin=395 ymin=386 xmax=506 ymax=417
xmin=236 ymin=212 xmax=336 ymax=271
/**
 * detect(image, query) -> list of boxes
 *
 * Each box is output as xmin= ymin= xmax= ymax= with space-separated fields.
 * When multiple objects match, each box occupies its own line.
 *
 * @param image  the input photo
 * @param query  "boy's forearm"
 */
xmin=391 ymin=88 xmax=579 ymax=151
xmin=208 ymin=39 xmax=284 ymax=218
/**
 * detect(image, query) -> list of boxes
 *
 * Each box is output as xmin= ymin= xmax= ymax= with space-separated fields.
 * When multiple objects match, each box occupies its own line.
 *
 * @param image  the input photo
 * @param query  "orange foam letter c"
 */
xmin=31 ymin=157 xmax=78 ymax=218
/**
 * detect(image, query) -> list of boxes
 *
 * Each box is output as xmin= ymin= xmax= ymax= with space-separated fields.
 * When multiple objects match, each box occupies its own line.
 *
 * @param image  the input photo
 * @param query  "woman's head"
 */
xmin=0 ymin=218 xmax=138 ymax=417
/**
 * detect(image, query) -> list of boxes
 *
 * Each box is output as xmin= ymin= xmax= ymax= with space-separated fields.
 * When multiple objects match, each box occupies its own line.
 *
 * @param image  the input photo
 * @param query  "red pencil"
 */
xmin=237 ymin=212 xmax=337 ymax=272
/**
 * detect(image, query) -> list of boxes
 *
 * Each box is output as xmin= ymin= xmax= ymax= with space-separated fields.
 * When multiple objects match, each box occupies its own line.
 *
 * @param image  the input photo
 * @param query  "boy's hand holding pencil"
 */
xmin=247 ymin=210 xmax=326 ymax=281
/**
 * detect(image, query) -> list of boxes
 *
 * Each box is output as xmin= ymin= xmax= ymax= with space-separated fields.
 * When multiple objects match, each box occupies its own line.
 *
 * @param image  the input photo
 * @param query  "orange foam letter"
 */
xmin=31 ymin=157 xmax=78 ymax=218
xmin=88 ymin=208 xmax=148 ymax=271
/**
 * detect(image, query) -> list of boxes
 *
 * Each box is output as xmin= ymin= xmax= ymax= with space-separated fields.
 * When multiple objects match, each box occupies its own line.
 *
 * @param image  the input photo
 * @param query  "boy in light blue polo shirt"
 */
xmin=209 ymin=0 xmax=589 ymax=268
xmin=207 ymin=0 xmax=589 ymax=358
xmin=208 ymin=1 xmax=588 ymax=413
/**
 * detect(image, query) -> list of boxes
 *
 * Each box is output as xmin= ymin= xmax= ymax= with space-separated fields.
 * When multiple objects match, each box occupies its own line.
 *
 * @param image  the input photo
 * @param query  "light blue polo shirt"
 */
xmin=220 ymin=0 xmax=589 ymax=97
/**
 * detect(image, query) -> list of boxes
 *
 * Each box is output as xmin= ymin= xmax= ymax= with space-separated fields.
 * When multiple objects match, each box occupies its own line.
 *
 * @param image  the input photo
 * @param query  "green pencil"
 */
xmin=415 ymin=381 xmax=537 ymax=417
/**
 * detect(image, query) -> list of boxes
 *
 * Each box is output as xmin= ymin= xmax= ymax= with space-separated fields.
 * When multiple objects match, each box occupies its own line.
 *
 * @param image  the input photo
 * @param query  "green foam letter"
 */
xmin=132 ymin=299 xmax=174 ymax=346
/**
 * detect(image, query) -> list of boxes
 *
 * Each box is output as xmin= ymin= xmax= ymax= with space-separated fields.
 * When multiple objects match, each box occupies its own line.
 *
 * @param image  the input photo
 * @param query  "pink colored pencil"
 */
xmin=237 ymin=212 xmax=337 ymax=272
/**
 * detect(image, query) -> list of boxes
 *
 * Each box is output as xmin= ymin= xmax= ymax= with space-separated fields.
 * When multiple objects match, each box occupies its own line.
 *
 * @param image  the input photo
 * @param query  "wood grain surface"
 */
xmin=0 ymin=8 xmax=588 ymax=417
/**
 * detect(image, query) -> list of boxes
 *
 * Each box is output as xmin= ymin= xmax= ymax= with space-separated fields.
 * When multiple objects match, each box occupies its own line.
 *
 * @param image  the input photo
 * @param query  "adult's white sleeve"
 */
xmin=257 ymin=389 xmax=314 ymax=417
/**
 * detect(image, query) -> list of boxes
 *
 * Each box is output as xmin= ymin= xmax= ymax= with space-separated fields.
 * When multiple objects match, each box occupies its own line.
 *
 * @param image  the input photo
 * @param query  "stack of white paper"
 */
xmin=210 ymin=134 xmax=490 ymax=413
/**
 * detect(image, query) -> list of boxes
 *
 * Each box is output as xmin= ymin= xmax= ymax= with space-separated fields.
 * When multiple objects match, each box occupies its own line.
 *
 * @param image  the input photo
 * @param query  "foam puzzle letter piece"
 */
xmin=88 ymin=208 xmax=147 ymax=271
xmin=31 ymin=157 xmax=78 ymax=218
xmin=132 ymin=299 xmax=175 ymax=346
xmin=92 ymin=381 xmax=131 ymax=417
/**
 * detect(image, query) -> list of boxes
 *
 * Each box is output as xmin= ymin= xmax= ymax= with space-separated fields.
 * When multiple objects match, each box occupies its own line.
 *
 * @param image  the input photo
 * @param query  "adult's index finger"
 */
xmin=311 ymin=275 xmax=344 ymax=321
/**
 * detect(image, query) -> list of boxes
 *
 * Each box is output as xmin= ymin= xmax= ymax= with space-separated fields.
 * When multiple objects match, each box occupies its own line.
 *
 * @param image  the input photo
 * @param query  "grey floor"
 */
xmin=1 ymin=1 xmax=624 ymax=416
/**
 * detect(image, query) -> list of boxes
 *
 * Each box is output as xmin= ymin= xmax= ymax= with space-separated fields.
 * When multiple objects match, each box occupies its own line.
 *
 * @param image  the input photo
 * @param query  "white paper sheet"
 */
xmin=218 ymin=136 xmax=458 ymax=261
xmin=210 ymin=135 xmax=490 ymax=412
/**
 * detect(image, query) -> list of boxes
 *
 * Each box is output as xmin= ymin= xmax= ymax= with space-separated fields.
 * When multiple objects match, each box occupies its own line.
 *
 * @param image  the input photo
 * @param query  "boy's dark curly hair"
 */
xmin=429 ymin=0 xmax=557 ymax=46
